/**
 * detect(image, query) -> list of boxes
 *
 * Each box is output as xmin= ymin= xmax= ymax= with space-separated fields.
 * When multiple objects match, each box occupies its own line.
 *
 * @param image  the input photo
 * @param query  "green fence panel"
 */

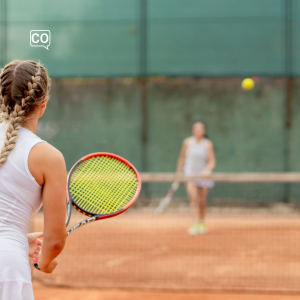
xmin=6 ymin=0 xmax=140 ymax=77
xmin=36 ymin=80 xmax=142 ymax=170
xmin=148 ymin=0 xmax=285 ymax=76
xmin=0 ymin=0 xmax=299 ymax=76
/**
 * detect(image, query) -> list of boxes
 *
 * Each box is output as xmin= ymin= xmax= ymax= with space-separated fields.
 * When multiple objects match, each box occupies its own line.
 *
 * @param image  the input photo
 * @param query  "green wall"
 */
xmin=35 ymin=78 xmax=300 ymax=203
xmin=0 ymin=0 xmax=299 ymax=77
xmin=146 ymin=79 xmax=286 ymax=173
xmin=41 ymin=78 xmax=288 ymax=172
xmin=37 ymin=80 xmax=141 ymax=170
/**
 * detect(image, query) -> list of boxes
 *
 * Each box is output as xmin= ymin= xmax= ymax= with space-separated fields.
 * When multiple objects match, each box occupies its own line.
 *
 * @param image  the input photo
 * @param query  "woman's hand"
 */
xmin=37 ymin=251 xmax=58 ymax=274
xmin=27 ymin=232 xmax=43 ymax=258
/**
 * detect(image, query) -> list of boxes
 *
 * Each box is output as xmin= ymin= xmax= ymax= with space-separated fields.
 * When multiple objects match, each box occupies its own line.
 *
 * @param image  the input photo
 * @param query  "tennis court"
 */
xmin=2 ymin=1 xmax=300 ymax=299
xmin=31 ymin=202 xmax=300 ymax=294
xmin=32 ymin=282 xmax=300 ymax=300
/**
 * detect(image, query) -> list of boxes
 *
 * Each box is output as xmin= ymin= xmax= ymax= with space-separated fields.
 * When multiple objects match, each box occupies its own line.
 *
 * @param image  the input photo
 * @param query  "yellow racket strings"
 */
xmin=69 ymin=156 xmax=138 ymax=215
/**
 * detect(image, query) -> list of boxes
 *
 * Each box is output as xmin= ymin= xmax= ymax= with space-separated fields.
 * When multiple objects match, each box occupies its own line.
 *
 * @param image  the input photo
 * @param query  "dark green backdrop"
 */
xmin=1 ymin=1 xmax=300 ymax=203
xmin=40 ymin=78 xmax=294 ymax=172
xmin=34 ymin=78 xmax=300 ymax=203
xmin=0 ymin=0 xmax=298 ymax=77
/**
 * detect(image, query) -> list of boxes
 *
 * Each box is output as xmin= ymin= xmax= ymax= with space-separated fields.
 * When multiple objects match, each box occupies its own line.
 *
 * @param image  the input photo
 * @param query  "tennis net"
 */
xmin=31 ymin=173 xmax=300 ymax=293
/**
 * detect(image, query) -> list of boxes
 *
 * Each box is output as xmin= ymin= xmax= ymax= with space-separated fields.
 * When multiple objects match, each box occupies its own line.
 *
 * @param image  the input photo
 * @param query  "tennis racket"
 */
xmin=34 ymin=152 xmax=141 ymax=270
xmin=155 ymin=182 xmax=179 ymax=214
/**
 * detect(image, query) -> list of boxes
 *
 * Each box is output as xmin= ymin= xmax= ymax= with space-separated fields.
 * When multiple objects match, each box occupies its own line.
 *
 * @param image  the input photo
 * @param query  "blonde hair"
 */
xmin=0 ymin=60 xmax=51 ymax=168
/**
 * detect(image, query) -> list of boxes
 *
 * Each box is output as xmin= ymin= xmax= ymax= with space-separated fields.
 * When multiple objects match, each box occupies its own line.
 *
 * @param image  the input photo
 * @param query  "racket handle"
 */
xmin=171 ymin=182 xmax=179 ymax=191
xmin=33 ymin=257 xmax=41 ymax=270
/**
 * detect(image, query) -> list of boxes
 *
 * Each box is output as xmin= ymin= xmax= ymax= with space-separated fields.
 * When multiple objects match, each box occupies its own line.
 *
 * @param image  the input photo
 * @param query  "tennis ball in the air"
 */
xmin=241 ymin=78 xmax=255 ymax=90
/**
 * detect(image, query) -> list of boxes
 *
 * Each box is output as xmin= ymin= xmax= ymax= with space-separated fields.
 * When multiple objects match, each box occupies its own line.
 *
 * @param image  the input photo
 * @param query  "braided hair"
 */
xmin=0 ymin=60 xmax=51 ymax=168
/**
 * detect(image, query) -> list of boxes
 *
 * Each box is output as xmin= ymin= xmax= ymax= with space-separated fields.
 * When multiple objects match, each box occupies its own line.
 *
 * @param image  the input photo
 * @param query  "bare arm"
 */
xmin=29 ymin=142 xmax=67 ymax=273
xmin=202 ymin=140 xmax=216 ymax=174
xmin=176 ymin=138 xmax=189 ymax=174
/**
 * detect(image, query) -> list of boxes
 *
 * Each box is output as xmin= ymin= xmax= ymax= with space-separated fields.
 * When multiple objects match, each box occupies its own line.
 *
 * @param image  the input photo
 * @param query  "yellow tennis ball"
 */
xmin=241 ymin=78 xmax=255 ymax=90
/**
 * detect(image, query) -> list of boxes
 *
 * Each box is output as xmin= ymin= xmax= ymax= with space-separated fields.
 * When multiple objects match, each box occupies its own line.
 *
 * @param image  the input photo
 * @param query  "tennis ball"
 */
xmin=241 ymin=78 xmax=255 ymax=90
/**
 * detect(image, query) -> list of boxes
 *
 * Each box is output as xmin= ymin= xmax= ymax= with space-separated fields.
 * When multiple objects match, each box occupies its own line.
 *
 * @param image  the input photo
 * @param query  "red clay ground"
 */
xmin=33 ymin=282 xmax=300 ymax=300
xmin=31 ymin=212 xmax=300 ymax=293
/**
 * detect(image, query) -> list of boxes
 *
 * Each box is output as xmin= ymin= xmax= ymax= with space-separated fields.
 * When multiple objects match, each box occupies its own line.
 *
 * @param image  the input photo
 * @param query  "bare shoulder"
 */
xmin=205 ymin=139 xmax=214 ymax=148
xmin=30 ymin=142 xmax=65 ymax=165
xmin=29 ymin=142 xmax=66 ymax=185
xmin=183 ymin=137 xmax=192 ymax=146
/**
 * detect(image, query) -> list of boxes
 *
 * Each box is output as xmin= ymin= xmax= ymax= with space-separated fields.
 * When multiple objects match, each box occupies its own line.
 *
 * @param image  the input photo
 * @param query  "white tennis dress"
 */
xmin=183 ymin=137 xmax=214 ymax=188
xmin=0 ymin=123 xmax=44 ymax=300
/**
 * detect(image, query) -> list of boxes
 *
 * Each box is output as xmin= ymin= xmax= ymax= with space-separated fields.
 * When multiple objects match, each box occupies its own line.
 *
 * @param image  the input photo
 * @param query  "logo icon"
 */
xmin=30 ymin=30 xmax=51 ymax=50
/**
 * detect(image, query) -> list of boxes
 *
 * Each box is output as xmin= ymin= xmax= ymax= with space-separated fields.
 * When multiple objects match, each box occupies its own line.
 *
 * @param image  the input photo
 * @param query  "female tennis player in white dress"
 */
xmin=0 ymin=60 xmax=67 ymax=299
xmin=177 ymin=122 xmax=216 ymax=235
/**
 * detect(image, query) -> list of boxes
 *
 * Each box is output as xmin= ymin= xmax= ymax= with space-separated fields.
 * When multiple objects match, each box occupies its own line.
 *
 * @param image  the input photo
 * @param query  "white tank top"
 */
xmin=183 ymin=137 xmax=209 ymax=175
xmin=0 ymin=123 xmax=44 ymax=254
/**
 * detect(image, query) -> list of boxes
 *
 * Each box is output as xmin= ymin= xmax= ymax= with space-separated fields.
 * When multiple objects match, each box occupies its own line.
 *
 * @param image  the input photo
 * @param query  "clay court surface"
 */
xmin=31 ymin=211 xmax=300 ymax=294
xmin=32 ymin=282 xmax=300 ymax=300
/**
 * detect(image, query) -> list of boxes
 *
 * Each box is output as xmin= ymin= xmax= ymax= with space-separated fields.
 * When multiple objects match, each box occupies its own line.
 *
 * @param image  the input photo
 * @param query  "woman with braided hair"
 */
xmin=0 ymin=60 xmax=67 ymax=299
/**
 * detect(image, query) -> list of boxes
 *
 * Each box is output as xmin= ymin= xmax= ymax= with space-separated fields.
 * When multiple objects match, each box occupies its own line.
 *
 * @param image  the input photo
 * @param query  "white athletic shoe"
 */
xmin=187 ymin=222 xmax=207 ymax=235
xmin=197 ymin=222 xmax=207 ymax=234
xmin=187 ymin=224 xmax=199 ymax=235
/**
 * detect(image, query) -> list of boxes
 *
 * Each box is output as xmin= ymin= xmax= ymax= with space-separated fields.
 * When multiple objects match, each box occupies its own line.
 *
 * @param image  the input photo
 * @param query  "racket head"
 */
xmin=67 ymin=152 xmax=141 ymax=220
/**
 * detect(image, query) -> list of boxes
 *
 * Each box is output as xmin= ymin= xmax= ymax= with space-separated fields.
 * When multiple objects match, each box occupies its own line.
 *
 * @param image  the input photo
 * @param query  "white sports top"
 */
xmin=183 ymin=137 xmax=209 ymax=175
xmin=0 ymin=123 xmax=44 ymax=299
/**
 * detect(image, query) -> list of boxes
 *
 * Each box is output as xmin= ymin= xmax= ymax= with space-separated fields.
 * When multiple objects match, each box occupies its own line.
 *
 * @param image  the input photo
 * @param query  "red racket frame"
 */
xmin=33 ymin=152 xmax=141 ymax=270
xmin=66 ymin=152 xmax=141 ymax=220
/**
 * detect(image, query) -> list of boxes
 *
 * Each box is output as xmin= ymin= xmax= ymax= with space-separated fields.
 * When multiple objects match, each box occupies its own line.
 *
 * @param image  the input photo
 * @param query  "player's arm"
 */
xmin=28 ymin=142 xmax=67 ymax=273
xmin=176 ymin=138 xmax=189 ymax=174
xmin=202 ymin=140 xmax=216 ymax=174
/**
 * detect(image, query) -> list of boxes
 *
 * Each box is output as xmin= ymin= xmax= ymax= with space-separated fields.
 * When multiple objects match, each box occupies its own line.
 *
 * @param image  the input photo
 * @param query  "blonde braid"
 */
xmin=0 ymin=60 xmax=50 ymax=168
xmin=0 ymin=104 xmax=10 ymax=123
xmin=0 ymin=80 xmax=9 ymax=123
xmin=0 ymin=79 xmax=35 ymax=167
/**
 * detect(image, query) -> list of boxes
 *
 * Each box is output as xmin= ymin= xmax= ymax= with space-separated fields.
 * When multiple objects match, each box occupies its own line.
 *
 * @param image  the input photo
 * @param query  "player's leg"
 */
xmin=197 ymin=187 xmax=208 ymax=234
xmin=187 ymin=181 xmax=200 ymax=221
xmin=198 ymin=187 xmax=208 ymax=220
xmin=186 ymin=181 xmax=201 ymax=235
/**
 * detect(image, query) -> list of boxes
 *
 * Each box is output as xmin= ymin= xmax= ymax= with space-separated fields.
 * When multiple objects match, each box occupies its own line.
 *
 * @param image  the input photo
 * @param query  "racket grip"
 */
xmin=172 ymin=182 xmax=179 ymax=190
xmin=33 ymin=257 xmax=41 ymax=270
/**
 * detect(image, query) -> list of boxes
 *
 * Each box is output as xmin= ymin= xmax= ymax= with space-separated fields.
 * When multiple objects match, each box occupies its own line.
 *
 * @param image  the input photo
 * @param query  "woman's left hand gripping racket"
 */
xmin=34 ymin=152 xmax=141 ymax=270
